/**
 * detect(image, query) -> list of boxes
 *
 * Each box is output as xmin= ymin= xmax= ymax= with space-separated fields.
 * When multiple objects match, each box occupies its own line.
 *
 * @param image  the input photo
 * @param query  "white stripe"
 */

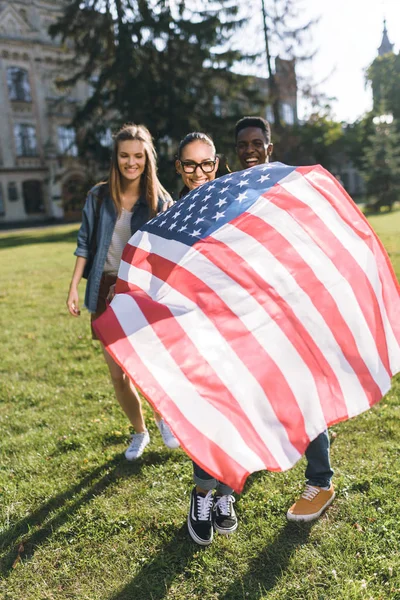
xmin=110 ymin=294 xmax=266 ymax=473
xmin=246 ymin=196 xmax=391 ymax=394
xmin=118 ymin=261 xmax=301 ymax=469
xmin=121 ymin=235 xmax=328 ymax=439
xmin=209 ymin=224 xmax=372 ymax=417
xmin=281 ymin=171 xmax=400 ymax=374
xmin=121 ymin=232 xmax=330 ymax=438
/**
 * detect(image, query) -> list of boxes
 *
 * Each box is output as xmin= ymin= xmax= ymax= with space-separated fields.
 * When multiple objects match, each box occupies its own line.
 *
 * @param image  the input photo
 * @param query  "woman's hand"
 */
xmin=107 ymin=284 xmax=116 ymax=303
xmin=161 ymin=199 xmax=174 ymax=213
xmin=67 ymin=286 xmax=81 ymax=317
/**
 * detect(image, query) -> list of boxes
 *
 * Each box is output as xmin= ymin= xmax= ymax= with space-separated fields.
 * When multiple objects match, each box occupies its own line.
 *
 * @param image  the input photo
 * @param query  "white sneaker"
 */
xmin=156 ymin=419 xmax=180 ymax=449
xmin=125 ymin=430 xmax=150 ymax=461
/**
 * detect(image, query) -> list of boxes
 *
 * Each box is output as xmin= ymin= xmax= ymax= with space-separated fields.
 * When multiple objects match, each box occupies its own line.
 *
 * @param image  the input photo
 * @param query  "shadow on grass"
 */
xmin=107 ymin=519 xmax=313 ymax=600
xmin=0 ymin=228 xmax=78 ymax=249
xmin=0 ymin=451 xmax=170 ymax=577
xmin=220 ymin=521 xmax=314 ymax=600
xmin=108 ymin=523 xmax=197 ymax=600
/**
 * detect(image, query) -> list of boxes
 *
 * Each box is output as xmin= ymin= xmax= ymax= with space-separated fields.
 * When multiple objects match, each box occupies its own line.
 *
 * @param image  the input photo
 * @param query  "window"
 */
xmin=57 ymin=126 xmax=78 ymax=156
xmin=23 ymin=180 xmax=44 ymax=214
xmin=14 ymin=124 xmax=38 ymax=156
xmin=281 ymin=102 xmax=295 ymax=125
xmin=7 ymin=67 xmax=32 ymax=102
xmin=8 ymin=182 xmax=18 ymax=201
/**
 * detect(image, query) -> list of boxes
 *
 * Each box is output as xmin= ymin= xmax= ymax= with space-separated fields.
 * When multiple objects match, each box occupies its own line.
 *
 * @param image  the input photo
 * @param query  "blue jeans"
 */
xmin=192 ymin=430 xmax=333 ymax=493
xmin=192 ymin=462 xmax=234 ymax=496
xmin=305 ymin=430 xmax=333 ymax=488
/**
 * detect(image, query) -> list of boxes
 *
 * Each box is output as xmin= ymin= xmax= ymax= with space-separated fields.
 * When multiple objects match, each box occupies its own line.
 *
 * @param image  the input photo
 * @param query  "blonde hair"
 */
xmin=108 ymin=123 xmax=170 ymax=217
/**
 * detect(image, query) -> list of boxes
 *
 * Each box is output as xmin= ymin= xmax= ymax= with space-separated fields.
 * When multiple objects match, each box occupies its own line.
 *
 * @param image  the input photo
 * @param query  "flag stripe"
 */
xmin=267 ymin=182 xmax=393 ymax=376
xmin=119 ymin=258 xmax=302 ymax=468
xmin=93 ymin=304 xmax=253 ymax=491
xmin=203 ymin=228 xmax=373 ymax=418
xmin=243 ymin=198 xmax=391 ymax=396
xmin=121 ymin=245 xmax=315 ymax=455
xmin=123 ymin=236 xmax=338 ymax=432
xmin=300 ymin=169 xmax=400 ymax=356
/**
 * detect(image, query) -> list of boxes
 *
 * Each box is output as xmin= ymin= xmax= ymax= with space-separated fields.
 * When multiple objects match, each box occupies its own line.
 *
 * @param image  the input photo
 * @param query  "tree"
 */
xmin=361 ymin=118 xmax=400 ymax=206
xmin=367 ymin=53 xmax=400 ymax=120
xmin=49 ymin=0 xmax=261 ymax=187
xmin=283 ymin=111 xmax=344 ymax=170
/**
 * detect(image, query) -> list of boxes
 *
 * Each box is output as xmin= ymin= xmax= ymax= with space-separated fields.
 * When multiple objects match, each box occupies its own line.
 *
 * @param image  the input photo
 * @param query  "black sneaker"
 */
xmin=187 ymin=487 xmax=214 ymax=546
xmin=213 ymin=494 xmax=238 ymax=535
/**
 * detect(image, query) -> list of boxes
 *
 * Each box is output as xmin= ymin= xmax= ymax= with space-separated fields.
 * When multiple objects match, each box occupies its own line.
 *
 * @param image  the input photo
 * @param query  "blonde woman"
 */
xmin=67 ymin=123 xmax=179 ymax=459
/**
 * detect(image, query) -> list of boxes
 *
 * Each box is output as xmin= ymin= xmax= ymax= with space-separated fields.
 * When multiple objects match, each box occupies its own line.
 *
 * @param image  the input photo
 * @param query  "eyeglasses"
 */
xmin=179 ymin=159 xmax=217 ymax=174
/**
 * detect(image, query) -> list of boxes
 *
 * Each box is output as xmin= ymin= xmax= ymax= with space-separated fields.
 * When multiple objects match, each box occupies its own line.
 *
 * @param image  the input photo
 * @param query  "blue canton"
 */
xmin=143 ymin=162 xmax=297 ymax=247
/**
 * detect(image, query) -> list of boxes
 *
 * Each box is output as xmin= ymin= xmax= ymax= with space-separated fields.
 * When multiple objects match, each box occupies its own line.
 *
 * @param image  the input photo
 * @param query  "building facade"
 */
xmin=0 ymin=0 xmax=91 ymax=224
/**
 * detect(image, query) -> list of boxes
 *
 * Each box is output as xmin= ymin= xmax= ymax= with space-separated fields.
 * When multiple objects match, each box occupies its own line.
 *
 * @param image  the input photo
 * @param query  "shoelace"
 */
xmin=301 ymin=484 xmax=320 ymax=501
xmin=196 ymin=490 xmax=214 ymax=521
xmin=128 ymin=432 xmax=147 ymax=452
xmin=214 ymin=495 xmax=235 ymax=516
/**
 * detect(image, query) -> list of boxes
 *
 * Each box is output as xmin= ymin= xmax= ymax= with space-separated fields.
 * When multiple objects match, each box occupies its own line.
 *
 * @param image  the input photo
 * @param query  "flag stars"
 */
xmin=172 ymin=210 xmax=181 ymax=219
xmin=237 ymin=191 xmax=248 ymax=203
xmin=199 ymin=205 xmax=208 ymax=214
xmin=190 ymin=229 xmax=202 ymax=237
xmin=213 ymin=211 xmax=225 ymax=221
xmin=237 ymin=179 xmax=249 ymax=188
xmin=195 ymin=216 xmax=205 ymax=224
xmin=188 ymin=202 xmax=196 ymax=210
xmin=178 ymin=224 xmax=187 ymax=232
xmin=217 ymin=198 xmax=227 ymax=208
xmin=202 ymin=193 xmax=212 ymax=202
xmin=258 ymin=174 xmax=270 ymax=183
xmin=183 ymin=213 xmax=192 ymax=222
xmin=219 ymin=186 xmax=230 ymax=194
xmin=168 ymin=222 xmax=177 ymax=230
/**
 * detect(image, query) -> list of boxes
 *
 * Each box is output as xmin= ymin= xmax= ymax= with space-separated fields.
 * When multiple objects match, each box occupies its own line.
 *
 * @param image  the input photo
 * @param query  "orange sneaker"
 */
xmin=287 ymin=484 xmax=335 ymax=522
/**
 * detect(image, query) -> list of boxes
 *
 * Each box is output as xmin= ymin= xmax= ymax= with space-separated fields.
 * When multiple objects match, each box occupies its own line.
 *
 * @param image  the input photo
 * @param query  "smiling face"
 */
xmin=175 ymin=140 xmax=219 ymax=191
xmin=236 ymin=126 xmax=273 ymax=170
xmin=117 ymin=139 xmax=147 ymax=183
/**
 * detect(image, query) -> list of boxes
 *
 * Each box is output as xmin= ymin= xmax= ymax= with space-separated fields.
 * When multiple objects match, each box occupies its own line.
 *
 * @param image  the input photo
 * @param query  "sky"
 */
xmin=238 ymin=0 xmax=400 ymax=123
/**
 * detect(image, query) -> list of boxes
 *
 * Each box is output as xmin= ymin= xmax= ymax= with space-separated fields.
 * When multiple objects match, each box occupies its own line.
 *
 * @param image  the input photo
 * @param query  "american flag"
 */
xmin=93 ymin=163 xmax=400 ymax=492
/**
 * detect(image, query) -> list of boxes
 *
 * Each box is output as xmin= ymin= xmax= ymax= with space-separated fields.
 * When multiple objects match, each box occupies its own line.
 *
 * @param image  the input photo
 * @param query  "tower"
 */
xmin=378 ymin=19 xmax=394 ymax=57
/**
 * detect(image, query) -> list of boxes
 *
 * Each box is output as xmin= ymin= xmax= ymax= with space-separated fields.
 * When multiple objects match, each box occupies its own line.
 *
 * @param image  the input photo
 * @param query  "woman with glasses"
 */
xmin=174 ymin=132 xmax=238 ymax=546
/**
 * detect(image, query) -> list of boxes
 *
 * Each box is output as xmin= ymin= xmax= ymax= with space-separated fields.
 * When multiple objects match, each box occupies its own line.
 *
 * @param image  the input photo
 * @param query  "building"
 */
xmin=0 ymin=0 xmax=92 ymax=224
xmin=378 ymin=19 xmax=394 ymax=57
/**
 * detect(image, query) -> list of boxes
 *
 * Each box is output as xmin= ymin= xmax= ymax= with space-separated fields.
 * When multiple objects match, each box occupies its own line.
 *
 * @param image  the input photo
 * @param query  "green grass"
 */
xmin=1 ymin=213 xmax=400 ymax=600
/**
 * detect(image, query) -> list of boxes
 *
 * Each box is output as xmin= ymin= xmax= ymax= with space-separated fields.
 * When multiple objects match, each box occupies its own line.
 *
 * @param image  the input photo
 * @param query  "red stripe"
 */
xmin=93 ymin=306 xmax=252 ymax=492
xmin=127 ymin=286 xmax=283 ymax=470
xmin=231 ymin=212 xmax=384 ymax=407
xmin=195 ymin=234 xmax=353 ymax=422
xmin=303 ymin=167 xmax=400 ymax=343
xmin=266 ymin=183 xmax=392 ymax=376
xmin=122 ymin=244 xmax=311 ymax=455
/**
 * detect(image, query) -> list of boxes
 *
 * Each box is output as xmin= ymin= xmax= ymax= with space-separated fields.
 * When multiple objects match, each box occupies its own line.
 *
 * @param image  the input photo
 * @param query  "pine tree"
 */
xmin=49 ymin=0 xmax=260 ymax=186
xmin=362 ymin=117 xmax=400 ymax=209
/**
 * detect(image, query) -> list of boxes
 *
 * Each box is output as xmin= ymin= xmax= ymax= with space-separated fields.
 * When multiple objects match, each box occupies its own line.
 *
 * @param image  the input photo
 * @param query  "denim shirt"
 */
xmin=74 ymin=184 xmax=165 ymax=312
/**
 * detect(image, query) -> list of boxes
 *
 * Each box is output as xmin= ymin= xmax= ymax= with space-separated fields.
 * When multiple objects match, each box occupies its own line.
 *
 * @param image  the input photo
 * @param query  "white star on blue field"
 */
xmin=144 ymin=162 xmax=296 ymax=247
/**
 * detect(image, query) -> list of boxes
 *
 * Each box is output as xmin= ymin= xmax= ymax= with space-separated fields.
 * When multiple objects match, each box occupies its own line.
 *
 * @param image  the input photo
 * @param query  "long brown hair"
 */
xmin=108 ymin=123 xmax=170 ymax=217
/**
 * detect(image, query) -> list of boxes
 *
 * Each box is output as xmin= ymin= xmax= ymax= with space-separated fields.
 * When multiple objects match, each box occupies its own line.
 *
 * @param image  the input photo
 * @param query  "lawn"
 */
xmin=0 ymin=210 xmax=399 ymax=600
